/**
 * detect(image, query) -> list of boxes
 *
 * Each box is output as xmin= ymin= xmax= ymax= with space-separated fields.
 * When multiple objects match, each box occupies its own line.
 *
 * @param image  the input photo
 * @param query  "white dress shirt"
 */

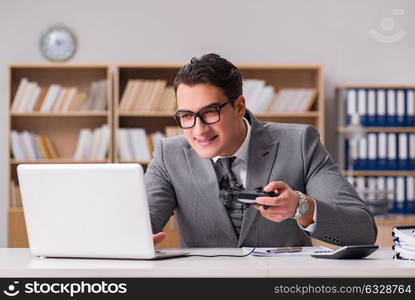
xmin=212 ymin=118 xmax=317 ymax=233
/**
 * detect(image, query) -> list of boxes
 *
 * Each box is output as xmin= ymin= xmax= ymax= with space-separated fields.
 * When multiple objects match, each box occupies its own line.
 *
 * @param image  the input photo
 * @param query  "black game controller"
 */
xmin=219 ymin=186 xmax=277 ymax=208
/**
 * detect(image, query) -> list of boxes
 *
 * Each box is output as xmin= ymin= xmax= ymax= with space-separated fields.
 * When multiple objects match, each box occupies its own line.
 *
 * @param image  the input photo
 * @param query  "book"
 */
xmin=11 ymin=78 xmax=29 ymax=112
xmin=40 ymin=84 xmax=61 ymax=112
xmin=33 ymin=86 xmax=49 ymax=111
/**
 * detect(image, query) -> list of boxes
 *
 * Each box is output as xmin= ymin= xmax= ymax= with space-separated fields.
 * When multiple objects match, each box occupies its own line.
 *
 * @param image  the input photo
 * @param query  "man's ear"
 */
xmin=234 ymin=96 xmax=246 ymax=118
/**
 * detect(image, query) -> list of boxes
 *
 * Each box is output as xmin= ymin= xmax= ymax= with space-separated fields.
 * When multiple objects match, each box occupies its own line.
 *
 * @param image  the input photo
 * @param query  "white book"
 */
xmin=386 ymin=177 xmax=395 ymax=202
xmin=407 ymin=177 xmax=415 ymax=202
xmin=73 ymin=129 xmax=88 ymax=160
xmin=246 ymin=80 xmax=265 ymax=112
xmin=346 ymin=89 xmax=357 ymax=118
xmin=367 ymin=89 xmax=376 ymax=121
xmin=350 ymin=138 xmax=358 ymax=162
xmin=256 ymin=86 xmax=274 ymax=113
xmin=274 ymin=89 xmax=292 ymax=112
xmin=408 ymin=90 xmax=415 ymax=120
xmin=96 ymin=125 xmax=109 ymax=160
xmin=82 ymin=130 xmax=93 ymax=160
xmin=93 ymin=80 xmax=107 ymax=111
xmin=10 ymin=130 xmax=25 ymax=160
xmin=387 ymin=89 xmax=396 ymax=115
xmin=244 ymin=80 xmax=259 ymax=103
xmin=130 ymin=128 xmax=151 ymax=161
xmin=81 ymin=82 xmax=98 ymax=111
xmin=89 ymin=127 xmax=102 ymax=160
xmin=118 ymin=129 xmax=133 ymax=161
xmin=17 ymin=82 xmax=36 ymax=112
xmin=388 ymin=133 xmax=397 ymax=160
xmin=28 ymin=132 xmax=41 ymax=159
xmin=376 ymin=176 xmax=385 ymax=194
xmin=297 ymin=89 xmax=316 ymax=112
xmin=40 ymin=84 xmax=61 ymax=112
xmin=409 ymin=134 xmax=415 ymax=161
xmin=398 ymin=133 xmax=408 ymax=160
xmin=358 ymin=136 xmax=368 ymax=160
xmin=396 ymin=176 xmax=405 ymax=208
xmin=357 ymin=89 xmax=366 ymax=117
xmin=355 ymin=176 xmax=366 ymax=195
xmin=368 ymin=133 xmax=377 ymax=160
xmin=26 ymin=84 xmax=41 ymax=112
xmin=284 ymin=90 xmax=301 ymax=112
xmin=11 ymin=78 xmax=29 ymax=112
xmin=376 ymin=89 xmax=386 ymax=119
xmin=378 ymin=133 xmax=387 ymax=161
xmin=20 ymin=131 xmax=36 ymax=160
xmin=396 ymin=89 xmax=405 ymax=123
xmin=151 ymin=131 xmax=165 ymax=150
xmin=367 ymin=177 xmax=376 ymax=202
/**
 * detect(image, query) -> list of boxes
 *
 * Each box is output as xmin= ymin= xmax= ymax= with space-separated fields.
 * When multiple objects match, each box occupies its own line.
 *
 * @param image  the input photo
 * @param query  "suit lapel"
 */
xmin=238 ymin=112 xmax=279 ymax=247
xmin=184 ymin=147 xmax=238 ymax=243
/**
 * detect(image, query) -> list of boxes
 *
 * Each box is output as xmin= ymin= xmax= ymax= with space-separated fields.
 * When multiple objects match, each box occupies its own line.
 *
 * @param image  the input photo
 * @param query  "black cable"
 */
xmin=186 ymin=223 xmax=259 ymax=258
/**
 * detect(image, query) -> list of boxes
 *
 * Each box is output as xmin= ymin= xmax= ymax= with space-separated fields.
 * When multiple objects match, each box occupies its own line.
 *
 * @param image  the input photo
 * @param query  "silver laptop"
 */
xmin=17 ymin=163 xmax=188 ymax=260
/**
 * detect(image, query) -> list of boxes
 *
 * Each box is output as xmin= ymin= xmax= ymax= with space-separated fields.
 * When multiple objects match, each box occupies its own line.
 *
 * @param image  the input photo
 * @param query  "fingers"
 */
xmin=153 ymin=232 xmax=166 ymax=244
xmin=263 ymin=181 xmax=288 ymax=193
xmin=254 ymin=205 xmax=288 ymax=222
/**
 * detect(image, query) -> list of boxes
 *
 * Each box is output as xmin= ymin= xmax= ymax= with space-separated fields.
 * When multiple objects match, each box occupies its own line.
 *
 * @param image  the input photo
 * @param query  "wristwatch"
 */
xmin=293 ymin=191 xmax=308 ymax=218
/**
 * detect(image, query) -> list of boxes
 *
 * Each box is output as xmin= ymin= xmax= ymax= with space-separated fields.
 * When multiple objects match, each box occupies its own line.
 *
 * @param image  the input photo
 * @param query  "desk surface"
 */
xmin=0 ymin=248 xmax=414 ymax=278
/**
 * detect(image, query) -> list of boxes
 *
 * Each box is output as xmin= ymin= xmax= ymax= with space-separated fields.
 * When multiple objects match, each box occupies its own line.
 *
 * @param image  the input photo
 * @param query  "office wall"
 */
xmin=0 ymin=0 xmax=414 ymax=246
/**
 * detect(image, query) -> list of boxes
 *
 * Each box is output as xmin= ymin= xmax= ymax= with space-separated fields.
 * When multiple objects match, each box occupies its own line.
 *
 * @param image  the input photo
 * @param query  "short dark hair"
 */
xmin=173 ymin=53 xmax=242 ymax=101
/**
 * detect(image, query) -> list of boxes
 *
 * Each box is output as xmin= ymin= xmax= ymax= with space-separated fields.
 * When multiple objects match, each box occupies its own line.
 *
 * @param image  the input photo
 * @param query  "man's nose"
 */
xmin=192 ymin=116 xmax=210 ymax=135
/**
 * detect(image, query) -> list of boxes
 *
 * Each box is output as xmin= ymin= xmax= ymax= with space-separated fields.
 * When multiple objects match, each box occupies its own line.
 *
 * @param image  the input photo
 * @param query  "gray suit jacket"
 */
xmin=145 ymin=111 xmax=377 ymax=248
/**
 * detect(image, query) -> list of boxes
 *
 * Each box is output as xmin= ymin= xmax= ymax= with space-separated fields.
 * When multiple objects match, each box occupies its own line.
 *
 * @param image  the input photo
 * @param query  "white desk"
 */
xmin=0 ymin=248 xmax=413 ymax=278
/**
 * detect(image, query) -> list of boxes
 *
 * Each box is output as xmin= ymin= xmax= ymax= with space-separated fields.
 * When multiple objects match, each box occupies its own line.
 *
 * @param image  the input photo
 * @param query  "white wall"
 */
xmin=1 ymin=0 xmax=414 ymax=246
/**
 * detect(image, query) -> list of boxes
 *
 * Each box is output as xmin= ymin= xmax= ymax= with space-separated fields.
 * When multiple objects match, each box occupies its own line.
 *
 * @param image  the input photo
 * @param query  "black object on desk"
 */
xmin=311 ymin=245 xmax=379 ymax=259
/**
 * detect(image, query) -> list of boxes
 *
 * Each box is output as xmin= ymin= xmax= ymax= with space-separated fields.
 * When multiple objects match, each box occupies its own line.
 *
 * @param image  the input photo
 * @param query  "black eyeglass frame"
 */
xmin=173 ymin=97 xmax=239 ymax=129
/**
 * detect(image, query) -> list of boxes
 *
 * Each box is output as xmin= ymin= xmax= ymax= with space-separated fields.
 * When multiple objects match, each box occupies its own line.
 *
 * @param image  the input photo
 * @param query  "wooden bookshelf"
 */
xmin=7 ymin=64 xmax=113 ymax=247
xmin=114 ymin=64 xmax=325 ymax=248
xmin=336 ymin=85 xmax=415 ymax=246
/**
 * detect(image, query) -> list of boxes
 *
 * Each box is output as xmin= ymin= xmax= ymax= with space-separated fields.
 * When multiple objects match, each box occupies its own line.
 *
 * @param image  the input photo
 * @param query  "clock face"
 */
xmin=40 ymin=26 xmax=77 ymax=62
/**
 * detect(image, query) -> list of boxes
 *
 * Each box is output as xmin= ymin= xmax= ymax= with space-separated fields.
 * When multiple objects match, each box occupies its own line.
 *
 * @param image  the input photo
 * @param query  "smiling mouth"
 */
xmin=195 ymin=135 xmax=218 ymax=146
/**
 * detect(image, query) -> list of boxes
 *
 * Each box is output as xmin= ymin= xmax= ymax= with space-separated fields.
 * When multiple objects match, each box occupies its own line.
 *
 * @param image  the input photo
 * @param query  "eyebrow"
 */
xmin=177 ymin=102 xmax=222 ymax=113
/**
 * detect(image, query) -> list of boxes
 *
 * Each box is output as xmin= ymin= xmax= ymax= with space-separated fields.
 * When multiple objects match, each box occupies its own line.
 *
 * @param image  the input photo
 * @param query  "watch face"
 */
xmin=40 ymin=26 xmax=77 ymax=62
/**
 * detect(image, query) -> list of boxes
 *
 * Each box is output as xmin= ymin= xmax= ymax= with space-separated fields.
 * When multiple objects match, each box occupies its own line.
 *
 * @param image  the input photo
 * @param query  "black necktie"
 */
xmin=216 ymin=156 xmax=245 ymax=237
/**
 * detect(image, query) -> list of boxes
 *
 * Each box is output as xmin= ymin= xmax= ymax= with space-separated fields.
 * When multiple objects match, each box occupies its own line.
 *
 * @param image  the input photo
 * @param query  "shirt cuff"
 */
xmin=297 ymin=198 xmax=317 ymax=233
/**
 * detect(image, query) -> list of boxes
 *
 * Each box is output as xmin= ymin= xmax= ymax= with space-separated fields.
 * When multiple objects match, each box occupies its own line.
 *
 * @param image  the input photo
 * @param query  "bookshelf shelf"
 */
xmin=11 ymin=112 xmax=109 ymax=117
xmin=117 ymin=160 xmax=150 ymax=164
xmin=338 ymin=127 xmax=415 ymax=133
xmin=343 ymin=170 xmax=415 ymax=177
xmin=119 ymin=112 xmax=175 ymax=117
xmin=256 ymin=112 xmax=319 ymax=118
xmin=10 ymin=159 xmax=110 ymax=165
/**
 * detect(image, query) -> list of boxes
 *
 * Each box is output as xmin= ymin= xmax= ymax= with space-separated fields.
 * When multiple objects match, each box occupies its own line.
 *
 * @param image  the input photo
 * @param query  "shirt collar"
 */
xmin=211 ymin=117 xmax=252 ymax=163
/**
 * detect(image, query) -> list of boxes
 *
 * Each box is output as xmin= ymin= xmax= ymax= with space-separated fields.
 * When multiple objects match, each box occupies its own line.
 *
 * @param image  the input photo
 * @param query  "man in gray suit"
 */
xmin=145 ymin=53 xmax=377 ymax=248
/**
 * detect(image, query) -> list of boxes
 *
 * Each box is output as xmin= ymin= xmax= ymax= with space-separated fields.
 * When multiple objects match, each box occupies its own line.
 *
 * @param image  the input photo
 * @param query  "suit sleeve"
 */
xmin=144 ymin=139 xmax=177 ymax=234
xmin=302 ymin=125 xmax=377 ymax=245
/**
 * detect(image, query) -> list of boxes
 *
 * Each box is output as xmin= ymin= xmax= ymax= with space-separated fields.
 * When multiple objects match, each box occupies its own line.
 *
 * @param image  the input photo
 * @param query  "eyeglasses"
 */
xmin=173 ymin=98 xmax=236 ymax=129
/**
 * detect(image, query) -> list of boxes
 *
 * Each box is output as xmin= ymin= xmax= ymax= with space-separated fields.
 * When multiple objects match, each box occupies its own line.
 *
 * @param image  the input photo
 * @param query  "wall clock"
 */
xmin=39 ymin=26 xmax=77 ymax=62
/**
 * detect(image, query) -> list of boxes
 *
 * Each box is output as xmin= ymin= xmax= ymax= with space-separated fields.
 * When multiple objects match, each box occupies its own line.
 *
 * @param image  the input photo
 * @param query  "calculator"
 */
xmin=310 ymin=245 xmax=379 ymax=259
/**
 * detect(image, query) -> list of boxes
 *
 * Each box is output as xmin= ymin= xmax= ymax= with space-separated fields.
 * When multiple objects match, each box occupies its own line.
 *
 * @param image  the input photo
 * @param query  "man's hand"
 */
xmin=254 ymin=181 xmax=315 ymax=227
xmin=153 ymin=232 xmax=166 ymax=244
